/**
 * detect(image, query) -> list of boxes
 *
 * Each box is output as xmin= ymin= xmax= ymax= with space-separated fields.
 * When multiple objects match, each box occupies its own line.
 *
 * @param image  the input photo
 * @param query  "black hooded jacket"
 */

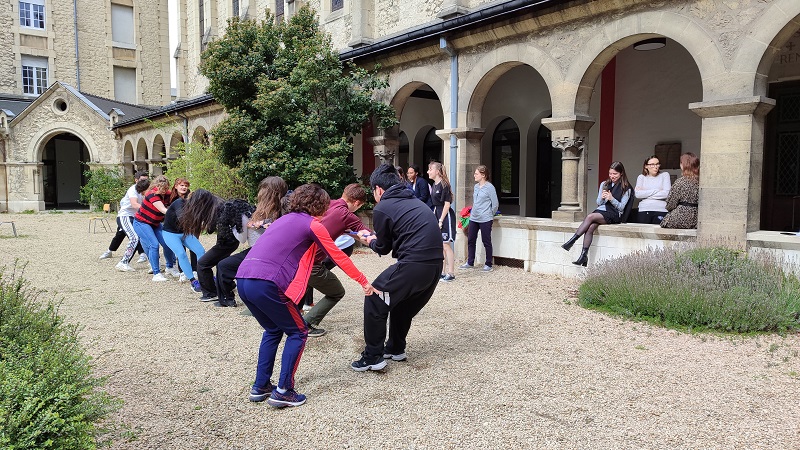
xmin=369 ymin=183 xmax=443 ymax=263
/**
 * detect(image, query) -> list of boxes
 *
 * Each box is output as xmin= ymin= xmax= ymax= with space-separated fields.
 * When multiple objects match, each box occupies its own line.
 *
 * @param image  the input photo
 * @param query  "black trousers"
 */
xmin=197 ymin=240 xmax=240 ymax=296
xmin=216 ymin=248 xmax=250 ymax=302
xmin=363 ymin=260 xmax=442 ymax=360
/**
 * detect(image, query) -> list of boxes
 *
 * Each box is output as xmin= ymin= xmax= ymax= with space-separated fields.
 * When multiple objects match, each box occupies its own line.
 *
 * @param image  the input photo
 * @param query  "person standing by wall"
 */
xmin=406 ymin=164 xmax=430 ymax=206
xmin=352 ymin=164 xmax=443 ymax=372
xmin=428 ymin=161 xmax=457 ymax=282
xmin=460 ymin=165 xmax=499 ymax=272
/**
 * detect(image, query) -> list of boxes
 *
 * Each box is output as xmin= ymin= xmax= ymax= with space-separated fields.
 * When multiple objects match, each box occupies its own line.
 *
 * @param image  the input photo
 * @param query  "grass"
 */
xmin=578 ymin=245 xmax=800 ymax=334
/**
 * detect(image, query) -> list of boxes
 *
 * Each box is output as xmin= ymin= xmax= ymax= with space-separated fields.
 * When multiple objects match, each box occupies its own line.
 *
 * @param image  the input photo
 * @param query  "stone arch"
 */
xmin=153 ymin=134 xmax=167 ymax=162
xmin=136 ymin=137 xmax=149 ymax=160
xmin=192 ymin=126 xmax=208 ymax=144
xmin=734 ymin=0 xmax=800 ymax=96
xmin=461 ymin=42 xmax=561 ymax=129
xmin=29 ymin=123 xmax=98 ymax=163
xmin=387 ymin=66 xmax=448 ymax=123
xmin=168 ymin=131 xmax=184 ymax=157
xmin=564 ymin=11 xmax=726 ymax=116
xmin=122 ymin=140 xmax=134 ymax=178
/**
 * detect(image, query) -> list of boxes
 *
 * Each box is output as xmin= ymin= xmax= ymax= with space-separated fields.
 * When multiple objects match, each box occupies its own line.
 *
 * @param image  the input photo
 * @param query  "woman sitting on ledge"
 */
xmin=660 ymin=152 xmax=700 ymax=229
xmin=562 ymin=161 xmax=632 ymax=266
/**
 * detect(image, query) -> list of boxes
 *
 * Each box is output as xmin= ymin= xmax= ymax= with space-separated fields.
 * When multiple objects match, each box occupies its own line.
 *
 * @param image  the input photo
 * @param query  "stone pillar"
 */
xmin=370 ymin=128 xmax=398 ymax=165
xmin=689 ymin=96 xmax=775 ymax=247
xmin=541 ymin=116 xmax=595 ymax=222
xmin=347 ymin=0 xmax=374 ymax=48
xmin=5 ymin=162 xmax=45 ymax=212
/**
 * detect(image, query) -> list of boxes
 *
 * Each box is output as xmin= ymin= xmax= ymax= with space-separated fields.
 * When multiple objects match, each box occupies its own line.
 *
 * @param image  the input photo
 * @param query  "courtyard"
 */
xmin=0 ymin=212 xmax=798 ymax=449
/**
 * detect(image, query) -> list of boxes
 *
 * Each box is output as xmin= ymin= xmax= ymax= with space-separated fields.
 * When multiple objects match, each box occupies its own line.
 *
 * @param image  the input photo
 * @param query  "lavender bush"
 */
xmin=579 ymin=245 xmax=800 ymax=333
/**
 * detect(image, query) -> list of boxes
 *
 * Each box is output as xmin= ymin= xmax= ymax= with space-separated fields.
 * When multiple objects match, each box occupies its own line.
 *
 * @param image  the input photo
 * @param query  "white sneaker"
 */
xmin=166 ymin=267 xmax=181 ymax=278
xmin=99 ymin=250 xmax=113 ymax=259
xmin=115 ymin=261 xmax=135 ymax=272
xmin=179 ymin=273 xmax=187 ymax=283
xmin=146 ymin=267 xmax=153 ymax=274
xmin=136 ymin=254 xmax=148 ymax=264
xmin=152 ymin=273 xmax=169 ymax=282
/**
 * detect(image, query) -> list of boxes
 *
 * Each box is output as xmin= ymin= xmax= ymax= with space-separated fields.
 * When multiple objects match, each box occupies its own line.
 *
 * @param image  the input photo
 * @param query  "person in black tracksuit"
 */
xmin=351 ymin=164 xmax=444 ymax=371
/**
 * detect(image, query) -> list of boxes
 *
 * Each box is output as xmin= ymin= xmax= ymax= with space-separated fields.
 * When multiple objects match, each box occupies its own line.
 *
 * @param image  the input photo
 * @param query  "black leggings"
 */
xmin=197 ymin=239 xmax=240 ymax=297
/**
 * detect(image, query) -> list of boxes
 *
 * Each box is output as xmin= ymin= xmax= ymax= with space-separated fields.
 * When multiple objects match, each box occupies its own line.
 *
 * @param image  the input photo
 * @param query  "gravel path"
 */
xmin=1 ymin=212 xmax=798 ymax=449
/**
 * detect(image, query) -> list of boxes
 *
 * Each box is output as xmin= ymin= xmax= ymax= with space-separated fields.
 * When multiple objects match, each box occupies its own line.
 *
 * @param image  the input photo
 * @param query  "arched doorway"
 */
xmin=41 ymin=133 xmax=90 ymax=209
xmin=535 ymin=122 xmax=560 ymax=218
xmin=492 ymin=118 xmax=520 ymax=215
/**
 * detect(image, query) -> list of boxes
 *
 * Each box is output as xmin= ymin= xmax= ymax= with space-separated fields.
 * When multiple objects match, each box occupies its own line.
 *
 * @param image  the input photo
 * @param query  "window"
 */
xmin=113 ymin=66 xmax=137 ymax=104
xmin=331 ymin=0 xmax=343 ymax=12
xmin=21 ymin=55 xmax=47 ymax=95
xmin=199 ymin=0 xmax=205 ymax=50
xmin=492 ymin=118 xmax=520 ymax=204
xmin=19 ymin=0 xmax=45 ymax=29
xmin=232 ymin=0 xmax=239 ymax=17
xmin=275 ymin=0 xmax=283 ymax=21
xmin=111 ymin=4 xmax=135 ymax=46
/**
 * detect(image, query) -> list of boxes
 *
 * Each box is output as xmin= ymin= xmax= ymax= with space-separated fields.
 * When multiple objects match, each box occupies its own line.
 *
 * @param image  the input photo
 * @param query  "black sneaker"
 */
xmin=382 ymin=352 xmax=408 ymax=361
xmin=199 ymin=293 xmax=217 ymax=302
xmin=307 ymin=325 xmax=326 ymax=337
xmin=249 ymin=382 xmax=276 ymax=402
xmin=267 ymin=389 xmax=307 ymax=408
xmin=440 ymin=274 xmax=455 ymax=282
xmin=215 ymin=298 xmax=237 ymax=307
xmin=350 ymin=356 xmax=388 ymax=372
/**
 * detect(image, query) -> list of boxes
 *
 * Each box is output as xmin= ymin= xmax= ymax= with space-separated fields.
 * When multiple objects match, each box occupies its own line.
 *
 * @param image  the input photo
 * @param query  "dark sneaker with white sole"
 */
xmin=249 ymin=382 xmax=276 ymax=402
xmin=382 ymin=352 xmax=407 ymax=361
xmin=267 ymin=389 xmax=307 ymax=408
xmin=307 ymin=325 xmax=326 ymax=337
xmin=351 ymin=356 xmax=388 ymax=372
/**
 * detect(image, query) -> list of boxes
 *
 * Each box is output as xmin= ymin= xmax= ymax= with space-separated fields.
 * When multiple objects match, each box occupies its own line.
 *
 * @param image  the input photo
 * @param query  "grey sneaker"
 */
xmin=382 ymin=352 xmax=407 ymax=361
xmin=307 ymin=325 xmax=326 ymax=338
xmin=99 ymin=250 xmax=112 ymax=259
xmin=115 ymin=261 xmax=135 ymax=272
xmin=136 ymin=254 xmax=148 ymax=264
xmin=351 ymin=356 xmax=388 ymax=372
xmin=458 ymin=263 xmax=473 ymax=269
xmin=482 ymin=265 xmax=493 ymax=272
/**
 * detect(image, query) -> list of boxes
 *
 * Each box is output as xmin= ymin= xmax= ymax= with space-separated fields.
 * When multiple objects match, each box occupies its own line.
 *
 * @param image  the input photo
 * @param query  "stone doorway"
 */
xmin=41 ymin=133 xmax=90 ymax=209
xmin=762 ymin=80 xmax=800 ymax=231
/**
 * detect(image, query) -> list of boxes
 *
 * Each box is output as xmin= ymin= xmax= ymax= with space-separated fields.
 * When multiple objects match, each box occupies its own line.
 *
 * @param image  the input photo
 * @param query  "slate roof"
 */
xmin=0 ymin=94 xmax=34 ymax=117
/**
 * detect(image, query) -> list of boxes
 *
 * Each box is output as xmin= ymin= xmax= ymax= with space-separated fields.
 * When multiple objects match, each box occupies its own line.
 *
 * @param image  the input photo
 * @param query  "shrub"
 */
xmin=163 ymin=142 xmax=249 ymax=200
xmin=0 ymin=266 xmax=120 ymax=449
xmin=79 ymin=167 xmax=128 ymax=211
xmin=578 ymin=245 xmax=800 ymax=333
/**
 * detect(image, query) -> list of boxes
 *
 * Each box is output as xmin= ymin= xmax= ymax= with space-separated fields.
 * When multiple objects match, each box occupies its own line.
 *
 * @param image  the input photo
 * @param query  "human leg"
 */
xmin=197 ymin=240 xmax=239 ymax=298
xmin=133 ymin=220 xmax=161 ymax=274
xmin=163 ymin=231 xmax=192 ymax=278
xmin=442 ymin=242 xmax=455 ymax=277
xmin=216 ymin=249 xmax=248 ymax=306
xmin=153 ymin=225 xmax=175 ymax=270
xmin=384 ymin=261 xmax=441 ymax=356
xmin=357 ymin=293 xmax=391 ymax=365
xmin=478 ymin=221 xmax=494 ymax=267
xmin=119 ymin=217 xmax=139 ymax=265
xmin=182 ymin=235 xmax=205 ymax=278
xmin=303 ymin=264 xmax=345 ymax=328
xmin=238 ymin=279 xmax=284 ymax=392
xmin=108 ymin=217 xmax=127 ymax=251
xmin=466 ymin=221 xmax=479 ymax=266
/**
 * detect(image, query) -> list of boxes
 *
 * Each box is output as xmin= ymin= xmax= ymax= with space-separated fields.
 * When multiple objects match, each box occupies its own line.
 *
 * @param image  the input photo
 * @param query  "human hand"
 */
xmin=363 ymin=283 xmax=382 ymax=296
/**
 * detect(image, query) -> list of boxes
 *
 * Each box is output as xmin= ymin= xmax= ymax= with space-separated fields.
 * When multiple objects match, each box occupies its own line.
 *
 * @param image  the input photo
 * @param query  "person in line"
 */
xmin=196 ymin=199 xmax=252 ymax=301
xmin=661 ymin=152 xmax=700 ymax=229
xmin=561 ymin=161 xmax=632 ymax=267
xmin=302 ymin=183 xmax=371 ymax=337
xmin=351 ymin=164 xmax=442 ymax=372
xmin=100 ymin=170 xmax=149 ymax=263
xmin=113 ymin=178 xmax=150 ymax=272
xmin=215 ymin=177 xmax=288 ymax=308
xmin=459 ymin=165 xmax=499 ymax=272
xmin=163 ymin=189 xmax=213 ymax=293
xmin=236 ymin=183 xmax=376 ymax=408
xmin=132 ymin=175 xmax=178 ymax=281
xmin=634 ymin=155 xmax=671 ymax=224
xmin=164 ymin=177 xmax=194 ymax=278
xmin=406 ymin=164 xmax=430 ymax=206
xmin=428 ymin=161 xmax=457 ymax=281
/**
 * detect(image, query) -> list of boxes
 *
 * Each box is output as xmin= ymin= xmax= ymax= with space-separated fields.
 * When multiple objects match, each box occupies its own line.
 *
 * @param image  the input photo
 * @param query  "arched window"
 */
xmin=492 ymin=118 xmax=520 ymax=206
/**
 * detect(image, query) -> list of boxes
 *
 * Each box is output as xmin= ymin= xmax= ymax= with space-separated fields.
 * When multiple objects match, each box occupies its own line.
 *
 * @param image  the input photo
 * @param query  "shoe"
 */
xmin=307 ymin=325 xmax=326 ymax=337
xmin=179 ymin=273 xmax=187 ymax=283
xmin=458 ymin=263 xmax=474 ymax=269
xmin=562 ymin=234 xmax=579 ymax=251
xmin=382 ymin=352 xmax=407 ymax=361
xmin=440 ymin=273 xmax=446 ymax=279
xmin=440 ymin=274 xmax=455 ymax=282
xmin=302 ymin=303 xmax=314 ymax=312
xmin=115 ymin=261 xmax=135 ymax=272
xmin=136 ymin=254 xmax=148 ymax=264
xmin=249 ymin=382 xmax=277 ymax=402
xmin=190 ymin=279 xmax=201 ymax=293
xmin=572 ymin=248 xmax=589 ymax=267
xmin=267 ymin=388 xmax=306 ymax=408
xmin=215 ymin=299 xmax=237 ymax=307
xmin=166 ymin=267 xmax=181 ymax=278
xmin=199 ymin=293 xmax=218 ymax=302
xmin=152 ymin=273 xmax=169 ymax=282
xmin=146 ymin=267 xmax=153 ymax=274
xmin=99 ymin=250 xmax=112 ymax=259
xmin=482 ymin=265 xmax=493 ymax=272
xmin=351 ymin=356 xmax=388 ymax=372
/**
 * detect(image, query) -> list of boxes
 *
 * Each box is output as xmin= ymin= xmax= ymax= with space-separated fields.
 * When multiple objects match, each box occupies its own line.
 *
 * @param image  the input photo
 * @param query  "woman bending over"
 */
xmin=562 ymin=161 xmax=632 ymax=266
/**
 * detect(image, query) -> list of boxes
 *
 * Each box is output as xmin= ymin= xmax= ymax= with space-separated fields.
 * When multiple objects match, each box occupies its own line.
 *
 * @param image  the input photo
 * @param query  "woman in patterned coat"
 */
xmin=660 ymin=152 xmax=700 ymax=229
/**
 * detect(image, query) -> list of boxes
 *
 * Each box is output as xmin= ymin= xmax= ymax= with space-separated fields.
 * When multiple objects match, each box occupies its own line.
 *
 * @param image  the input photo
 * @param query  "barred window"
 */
xmin=332 ymin=0 xmax=343 ymax=12
xmin=20 ymin=0 xmax=45 ymax=29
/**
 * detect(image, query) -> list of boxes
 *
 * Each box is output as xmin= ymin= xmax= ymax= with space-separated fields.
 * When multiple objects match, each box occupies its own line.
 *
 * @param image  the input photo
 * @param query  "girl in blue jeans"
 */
xmin=132 ymin=175 xmax=177 ymax=282
xmin=162 ymin=189 xmax=219 ymax=292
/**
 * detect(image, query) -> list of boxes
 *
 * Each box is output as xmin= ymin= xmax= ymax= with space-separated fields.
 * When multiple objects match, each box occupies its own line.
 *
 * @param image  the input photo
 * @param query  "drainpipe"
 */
xmin=73 ymin=0 xmax=81 ymax=90
xmin=439 ymin=36 xmax=458 ymax=214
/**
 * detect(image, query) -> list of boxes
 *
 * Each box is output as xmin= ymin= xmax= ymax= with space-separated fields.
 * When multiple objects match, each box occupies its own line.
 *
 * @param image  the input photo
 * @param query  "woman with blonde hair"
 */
xmin=428 ymin=161 xmax=456 ymax=281
xmin=660 ymin=152 xmax=700 ymax=229
xmin=132 ymin=175 xmax=178 ymax=281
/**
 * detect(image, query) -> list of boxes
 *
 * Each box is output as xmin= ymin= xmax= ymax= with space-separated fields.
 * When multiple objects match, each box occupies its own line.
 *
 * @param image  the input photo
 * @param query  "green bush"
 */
xmin=79 ymin=167 xmax=128 ymax=210
xmin=0 ymin=266 xmax=120 ymax=449
xmin=163 ymin=142 xmax=249 ymax=200
xmin=578 ymin=245 xmax=800 ymax=333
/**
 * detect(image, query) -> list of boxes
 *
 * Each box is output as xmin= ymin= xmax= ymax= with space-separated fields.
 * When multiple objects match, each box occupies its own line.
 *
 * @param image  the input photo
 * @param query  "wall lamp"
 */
xmin=633 ymin=38 xmax=666 ymax=51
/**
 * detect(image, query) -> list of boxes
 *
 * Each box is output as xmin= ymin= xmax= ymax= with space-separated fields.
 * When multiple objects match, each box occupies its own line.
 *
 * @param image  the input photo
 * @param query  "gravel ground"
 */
xmin=1 ymin=212 xmax=799 ymax=449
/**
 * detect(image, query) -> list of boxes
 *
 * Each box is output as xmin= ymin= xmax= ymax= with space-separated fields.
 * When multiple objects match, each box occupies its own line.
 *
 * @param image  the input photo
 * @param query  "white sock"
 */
xmin=277 ymin=387 xmax=287 ymax=394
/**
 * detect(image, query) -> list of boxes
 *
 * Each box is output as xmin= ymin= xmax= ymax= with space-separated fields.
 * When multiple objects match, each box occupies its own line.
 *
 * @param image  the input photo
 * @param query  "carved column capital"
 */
xmin=552 ymin=137 xmax=586 ymax=155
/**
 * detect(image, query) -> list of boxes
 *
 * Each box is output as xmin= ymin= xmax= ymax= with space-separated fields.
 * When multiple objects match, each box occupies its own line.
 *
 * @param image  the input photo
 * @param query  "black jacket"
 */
xmin=370 ymin=183 xmax=443 ymax=263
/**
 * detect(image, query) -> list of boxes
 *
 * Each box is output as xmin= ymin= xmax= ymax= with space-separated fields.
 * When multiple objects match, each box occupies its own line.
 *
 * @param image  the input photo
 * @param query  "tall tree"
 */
xmin=200 ymin=6 xmax=397 ymax=197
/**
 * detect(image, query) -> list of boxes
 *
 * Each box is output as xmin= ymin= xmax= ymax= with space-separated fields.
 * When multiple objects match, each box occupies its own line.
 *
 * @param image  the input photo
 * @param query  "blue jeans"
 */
xmin=237 ymin=278 xmax=308 ymax=390
xmin=162 ymin=231 xmax=206 ymax=280
xmin=132 ymin=219 xmax=175 ymax=275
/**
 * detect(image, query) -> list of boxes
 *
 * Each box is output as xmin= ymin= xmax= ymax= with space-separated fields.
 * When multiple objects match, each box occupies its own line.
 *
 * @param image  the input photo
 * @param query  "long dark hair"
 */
xmin=179 ymin=189 xmax=222 ymax=236
xmin=605 ymin=161 xmax=630 ymax=192
xmin=249 ymin=176 xmax=288 ymax=226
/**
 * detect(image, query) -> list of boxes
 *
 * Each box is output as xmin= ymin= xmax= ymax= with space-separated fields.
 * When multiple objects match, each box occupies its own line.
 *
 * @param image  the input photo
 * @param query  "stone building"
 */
xmin=5 ymin=0 xmax=800 ymax=275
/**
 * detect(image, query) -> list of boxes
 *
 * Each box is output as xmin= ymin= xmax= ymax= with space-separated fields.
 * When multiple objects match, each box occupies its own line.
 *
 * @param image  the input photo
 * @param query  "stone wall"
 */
xmin=0 ymin=1 xmax=15 ymax=92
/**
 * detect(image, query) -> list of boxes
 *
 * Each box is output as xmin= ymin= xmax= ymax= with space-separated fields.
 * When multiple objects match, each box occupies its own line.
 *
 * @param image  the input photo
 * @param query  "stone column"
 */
xmin=347 ymin=0 xmax=374 ymax=48
xmin=540 ymin=116 xmax=595 ymax=222
xmin=370 ymin=128 xmax=399 ymax=165
xmin=689 ymin=96 xmax=775 ymax=247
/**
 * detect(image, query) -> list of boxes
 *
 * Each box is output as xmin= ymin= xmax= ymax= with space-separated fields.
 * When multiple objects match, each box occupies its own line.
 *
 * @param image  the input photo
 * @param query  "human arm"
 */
xmin=438 ymin=184 xmax=453 ymax=226
xmin=608 ymin=189 xmax=631 ymax=213
xmin=652 ymin=172 xmax=672 ymax=201
xmin=151 ymin=194 xmax=168 ymax=214
xmin=634 ymin=174 xmax=657 ymax=200
xmin=360 ymin=209 xmax=393 ymax=256
xmin=488 ymin=183 xmax=499 ymax=215
xmin=596 ymin=184 xmax=606 ymax=206
xmin=417 ymin=178 xmax=430 ymax=204
xmin=232 ymin=213 xmax=249 ymax=244
xmin=665 ymin=179 xmax=681 ymax=211
xmin=310 ymin=220 xmax=378 ymax=295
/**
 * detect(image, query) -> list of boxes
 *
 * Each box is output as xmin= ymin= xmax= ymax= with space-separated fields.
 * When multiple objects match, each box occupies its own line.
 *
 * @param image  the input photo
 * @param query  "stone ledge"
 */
xmin=494 ymin=215 xmax=697 ymax=242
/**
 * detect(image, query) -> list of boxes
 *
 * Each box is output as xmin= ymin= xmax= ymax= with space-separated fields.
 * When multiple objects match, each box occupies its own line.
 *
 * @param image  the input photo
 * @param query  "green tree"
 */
xmin=163 ymin=141 xmax=249 ymax=200
xmin=199 ymin=6 xmax=397 ymax=198
xmin=78 ymin=167 xmax=128 ymax=210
